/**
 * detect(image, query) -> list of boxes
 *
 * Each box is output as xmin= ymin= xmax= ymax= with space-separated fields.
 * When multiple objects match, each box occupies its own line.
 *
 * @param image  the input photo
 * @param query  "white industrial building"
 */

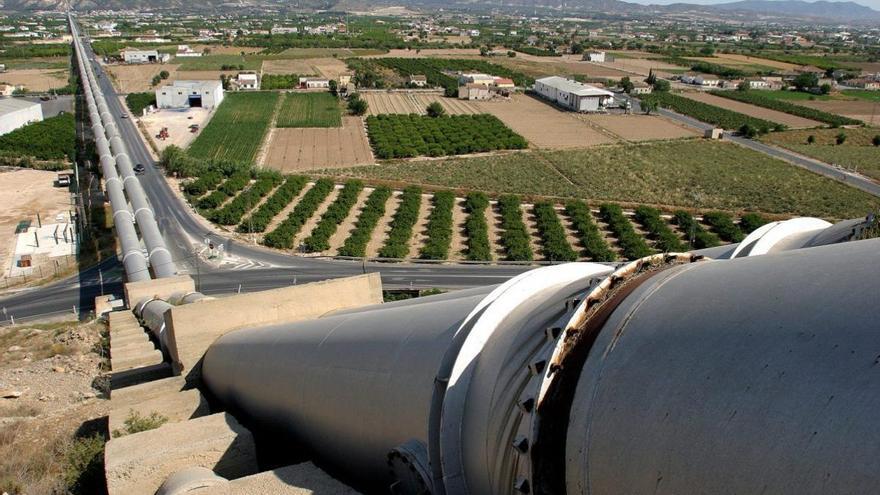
xmin=122 ymin=49 xmax=162 ymax=64
xmin=156 ymin=80 xmax=224 ymax=109
xmin=584 ymin=51 xmax=606 ymax=62
xmin=0 ymin=98 xmax=43 ymax=136
xmin=534 ymin=76 xmax=614 ymax=112
xmin=299 ymin=77 xmax=330 ymax=89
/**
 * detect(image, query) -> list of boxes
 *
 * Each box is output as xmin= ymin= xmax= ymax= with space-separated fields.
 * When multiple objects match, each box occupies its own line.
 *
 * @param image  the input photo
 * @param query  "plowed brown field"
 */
xmin=363 ymin=92 xmax=480 ymax=116
xmin=264 ymin=116 xmax=373 ymax=171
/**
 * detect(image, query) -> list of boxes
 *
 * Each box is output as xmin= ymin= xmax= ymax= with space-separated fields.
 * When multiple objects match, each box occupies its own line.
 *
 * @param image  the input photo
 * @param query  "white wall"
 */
xmin=156 ymin=83 xmax=224 ymax=109
xmin=0 ymin=103 xmax=43 ymax=136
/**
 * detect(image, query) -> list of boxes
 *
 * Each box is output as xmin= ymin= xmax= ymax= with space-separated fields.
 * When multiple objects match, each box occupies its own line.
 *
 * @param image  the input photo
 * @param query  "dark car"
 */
xmin=134 ymin=164 xmax=146 ymax=175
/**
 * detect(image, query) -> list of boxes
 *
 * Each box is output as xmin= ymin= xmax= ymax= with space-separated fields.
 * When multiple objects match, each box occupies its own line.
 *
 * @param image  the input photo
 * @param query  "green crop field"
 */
xmin=841 ymin=90 xmax=880 ymax=102
xmin=319 ymin=140 xmax=877 ymax=218
xmin=0 ymin=113 xmax=75 ymax=164
xmin=177 ymin=54 xmax=264 ymax=71
xmin=761 ymin=128 xmax=880 ymax=182
xmin=759 ymin=90 xmax=832 ymax=102
xmin=276 ymin=93 xmax=341 ymax=128
xmin=188 ymin=92 xmax=280 ymax=164
xmin=641 ymin=92 xmax=780 ymax=131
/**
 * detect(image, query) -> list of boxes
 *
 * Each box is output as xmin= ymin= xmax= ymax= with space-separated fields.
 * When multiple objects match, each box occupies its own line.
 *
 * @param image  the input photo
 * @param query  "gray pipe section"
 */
xmin=68 ymin=24 xmax=149 ymax=282
xmin=69 ymin=15 xmax=176 ymax=279
xmin=203 ymin=239 xmax=880 ymax=495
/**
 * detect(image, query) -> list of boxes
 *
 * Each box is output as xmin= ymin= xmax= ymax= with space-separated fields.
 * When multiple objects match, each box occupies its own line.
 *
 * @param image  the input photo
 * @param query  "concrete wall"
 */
xmin=163 ymin=273 xmax=383 ymax=380
xmin=124 ymin=275 xmax=196 ymax=307
xmin=0 ymin=103 xmax=43 ymax=136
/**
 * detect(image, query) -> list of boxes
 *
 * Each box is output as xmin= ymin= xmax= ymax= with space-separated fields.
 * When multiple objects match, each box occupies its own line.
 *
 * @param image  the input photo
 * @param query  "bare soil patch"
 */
xmin=363 ymin=92 xmax=480 ymax=116
xmin=105 ymin=64 xmax=231 ymax=93
xmin=0 ymin=170 xmax=71 ymax=279
xmin=0 ymin=69 xmax=68 ymax=92
xmin=713 ymin=53 xmax=800 ymax=71
xmin=580 ymin=114 xmax=698 ymax=141
xmin=365 ymin=48 xmax=481 ymax=59
xmin=141 ymin=107 xmax=214 ymax=153
xmin=310 ymin=58 xmax=350 ymax=80
xmin=263 ymin=116 xmax=373 ymax=171
xmin=797 ymin=100 xmax=880 ymax=126
xmin=681 ymin=91 xmax=823 ymax=128
xmin=476 ymin=94 xmax=615 ymax=149
xmin=262 ymin=59 xmax=319 ymax=75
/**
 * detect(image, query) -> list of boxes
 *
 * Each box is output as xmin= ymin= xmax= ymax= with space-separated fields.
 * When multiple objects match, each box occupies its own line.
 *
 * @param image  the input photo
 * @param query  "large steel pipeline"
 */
xmin=69 ymin=15 xmax=176 ymax=279
xmin=203 ymin=239 xmax=880 ymax=495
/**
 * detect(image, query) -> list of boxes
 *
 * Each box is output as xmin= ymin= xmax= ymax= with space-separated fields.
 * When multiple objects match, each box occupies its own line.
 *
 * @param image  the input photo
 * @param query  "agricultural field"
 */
xmin=684 ymin=56 xmax=781 ymax=74
xmin=796 ymin=100 xmax=880 ymax=126
xmin=363 ymin=92 xmax=480 ymax=116
xmin=320 ymin=140 xmax=877 ymax=218
xmin=261 ymin=58 xmax=319 ymax=76
xmin=710 ymin=53 xmax=801 ymax=71
xmin=263 ymin=116 xmax=373 ymax=171
xmin=577 ymin=114 xmax=697 ymax=141
xmin=476 ymin=95 xmax=615 ymax=149
xmin=272 ymin=48 xmax=387 ymax=59
xmin=0 ymin=113 xmax=75 ymax=165
xmin=761 ymin=128 xmax=880 ymax=182
xmin=105 ymin=64 xmax=232 ymax=93
xmin=679 ymin=91 xmax=821 ymax=128
xmin=0 ymin=68 xmax=68 ymax=92
xmin=490 ymin=55 xmax=631 ymax=81
xmin=176 ymin=54 xmax=263 ymax=71
xmin=363 ymin=48 xmax=481 ymax=59
xmin=365 ymin=114 xmax=527 ymax=158
xmin=641 ymin=92 xmax=780 ymax=131
xmin=188 ymin=91 xmax=279 ymax=164
xmin=710 ymin=90 xmax=860 ymax=127
xmin=373 ymin=58 xmax=534 ymax=96
xmin=276 ymin=93 xmax=342 ymax=128
xmin=596 ymin=57 xmax=688 ymax=78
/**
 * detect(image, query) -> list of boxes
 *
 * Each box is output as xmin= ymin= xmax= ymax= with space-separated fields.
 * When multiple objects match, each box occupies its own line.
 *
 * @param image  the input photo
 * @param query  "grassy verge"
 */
xmin=318 ymin=140 xmax=878 ymax=218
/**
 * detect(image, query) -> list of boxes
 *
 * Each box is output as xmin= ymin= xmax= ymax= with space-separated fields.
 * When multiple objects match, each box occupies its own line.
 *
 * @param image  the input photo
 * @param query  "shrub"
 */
xmin=63 ymin=434 xmax=105 ymax=494
xmin=125 ymin=92 xmax=156 ymax=115
xmin=183 ymin=171 xmax=224 ymax=198
xmin=634 ymin=206 xmax=686 ymax=252
xmin=533 ymin=202 xmax=578 ymax=261
xmin=873 ymin=135 xmax=880 ymax=147
xmin=303 ymin=180 xmax=364 ymax=252
xmin=739 ymin=212 xmax=769 ymax=234
xmin=702 ymin=211 xmax=745 ymax=242
xmin=419 ymin=191 xmax=456 ymax=259
xmin=263 ymin=179 xmax=335 ymax=249
xmin=464 ymin=192 xmax=492 ymax=261
xmin=210 ymin=171 xmax=283 ymax=225
xmin=672 ymin=210 xmax=721 ymax=249
xmin=426 ymin=101 xmax=446 ymax=118
xmin=338 ymin=186 xmax=392 ymax=257
xmin=0 ymin=113 xmax=75 ymax=162
xmin=564 ymin=201 xmax=615 ymax=261
xmin=113 ymin=411 xmax=168 ymax=437
xmin=497 ymin=195 xmax=533 ymax=261
xmin=836 ymin=132 xmax=847 ymax=145
xmin=239 ymin=175 xmax=308 ymax=233
xmin=807 ymin=134 xmax=816 ymax=144
xmin=599 ymin=204 xmax=653 ymax=260
xmin=379 ymin=186 xmax=423 ymax=259
xmin=348 ymin=93 xmax=368 ymax=116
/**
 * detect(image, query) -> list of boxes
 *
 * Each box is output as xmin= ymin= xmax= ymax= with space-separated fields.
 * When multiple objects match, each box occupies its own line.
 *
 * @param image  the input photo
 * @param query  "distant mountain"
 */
xmin=710 ymin=0 xmax=880 ymax=20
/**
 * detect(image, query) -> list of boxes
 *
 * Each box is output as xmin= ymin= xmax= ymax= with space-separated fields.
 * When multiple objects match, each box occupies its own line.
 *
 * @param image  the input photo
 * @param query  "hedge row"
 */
xmin=564 ymin=201 xmax=616 ymax=262
xmin=378 ymin=186 xmax=423 ymax=259
xmin=533 ymin=203 xmax=578 ymax=262
xmin=263 ymin=179 xmax=335 ymax=249
xmin=634 ymin=206 xmax=686 ymax=252
xmin=599 ymin=204 xmax=653 ymax=260
xmin=420 ymin=191 xmax=456 ymax=260
xmin=184 ymin=171 xmax=224 ymax=198
xmin=210 ymin=172 xmax=283 ymax=226
xmin=238 ymin=175 xmax=308 ymax=233
xmin=702 ymin=211 xmax=745 ymax=243
xmin=497 ymin=195 xmax=533 ymax=262
xmin=672 ymin=210 xmax=721 ymax=249
xmin=710 ymin=90 xmax=861 ymax=127
xmin=197 ymin=171 xmax=252 ymax=210
xmin=464 ymin=193 xmax=492 ymax=261
xmin=303 ymin=180 xmax=364 ymax=253
xmin=338 ymin=187 xmax=392 ymax=257
xmin=739 ymin=213 xmax=769 ymax=234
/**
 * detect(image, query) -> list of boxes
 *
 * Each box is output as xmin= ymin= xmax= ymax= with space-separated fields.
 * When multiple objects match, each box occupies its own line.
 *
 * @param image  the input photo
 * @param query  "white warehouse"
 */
xmin=0 ymin=98 xmax=43 ymax=136
xmin=156 ymin=80 xmax=224 ymax=109
xmin=534 ymin=76 xmax=614 ymax=112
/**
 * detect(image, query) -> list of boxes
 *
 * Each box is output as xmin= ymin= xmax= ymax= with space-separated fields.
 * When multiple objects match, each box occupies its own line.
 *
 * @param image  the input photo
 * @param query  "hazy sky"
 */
xmin=628 ymin=0 xmax=880 ymax=10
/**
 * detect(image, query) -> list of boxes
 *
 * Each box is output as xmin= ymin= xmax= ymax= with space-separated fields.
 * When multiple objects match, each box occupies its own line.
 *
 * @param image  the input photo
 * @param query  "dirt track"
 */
xmin=263 ymin=116 xmax=373 ymax=171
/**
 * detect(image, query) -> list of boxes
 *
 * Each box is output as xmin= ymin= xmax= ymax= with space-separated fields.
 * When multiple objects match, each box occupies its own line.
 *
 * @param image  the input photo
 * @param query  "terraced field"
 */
xmin=190 ymin=174 xmax=772 ymax=262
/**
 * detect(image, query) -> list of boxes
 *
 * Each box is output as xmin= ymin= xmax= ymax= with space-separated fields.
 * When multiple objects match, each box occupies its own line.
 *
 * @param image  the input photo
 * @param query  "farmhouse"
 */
xmin=681 ymin=74 xmax=720 ymax=88
xmin=409 ymin=75 xmax=428 ymax=87
xmin=584 ymin=51 xmax=606 ymax=62
xmin=458 ymin=73 xmax=496 ymax=86
xmin=459 ymin=83 xmax=491 ymax=101
xmin=176 ymin=45 xmax=202 ymax=57
xmin=122 ymin=49 xmax=169 ymax=64
xmin=851 ymin=78 xmax=880 ymax=90
xmin=631 ymin=81 xmax=652 ymax=95
xmin=299 ymin=77 xmax=330 ymax=89
xmin=746 ymin=78 xmax=770 ymax=90
xmin=493 ymin=77 xmax=515 ymax=89
xmin=0 ymin=98 xmax=43 ymax=136
xmin=156 ymin=80 xmax=224 ymax=109
xmin=235 ymin=72 xmax=260 ymax=90
xmin=533 ymin=76 xmax=614 ymax=112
